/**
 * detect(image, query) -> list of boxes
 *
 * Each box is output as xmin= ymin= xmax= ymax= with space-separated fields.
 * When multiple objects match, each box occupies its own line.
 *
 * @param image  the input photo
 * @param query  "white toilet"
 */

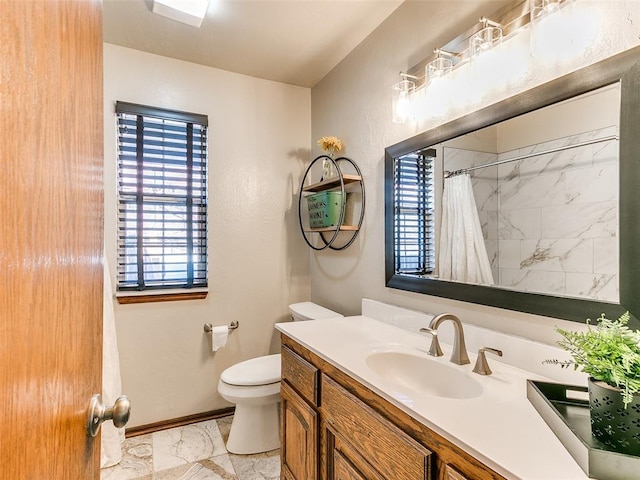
xmin=217 ymin=302 xmax=342 ymax=454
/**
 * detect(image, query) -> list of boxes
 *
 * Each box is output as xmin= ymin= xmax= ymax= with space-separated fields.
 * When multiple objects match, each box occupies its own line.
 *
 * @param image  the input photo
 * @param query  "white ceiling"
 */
xmin=103 ymin=0 xmax=404 ymax=88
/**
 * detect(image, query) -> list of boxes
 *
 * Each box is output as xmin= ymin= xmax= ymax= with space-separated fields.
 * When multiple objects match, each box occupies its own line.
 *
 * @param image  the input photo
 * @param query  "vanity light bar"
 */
xmin=402 ymin=0 xmax=570 ymax=88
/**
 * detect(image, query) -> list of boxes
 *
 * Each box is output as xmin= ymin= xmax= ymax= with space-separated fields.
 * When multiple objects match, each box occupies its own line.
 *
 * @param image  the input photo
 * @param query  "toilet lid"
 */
xmin=289 ymin=301 xmax=343 ymax=321
xmin=221 ymin=353 xmax=281 ymax=386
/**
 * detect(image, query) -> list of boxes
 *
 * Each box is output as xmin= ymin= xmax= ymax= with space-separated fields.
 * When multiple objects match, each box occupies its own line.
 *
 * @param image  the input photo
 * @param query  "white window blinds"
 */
xmin=393 ymin=149 xmax=435 ymax=275
xmin=116 ymin=102 xmax=208 ymax=291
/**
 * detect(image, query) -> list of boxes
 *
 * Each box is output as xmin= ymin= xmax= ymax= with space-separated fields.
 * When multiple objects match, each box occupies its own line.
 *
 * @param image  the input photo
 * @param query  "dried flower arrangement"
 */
xmin=317 ymin=136 xmax=343 ymax=157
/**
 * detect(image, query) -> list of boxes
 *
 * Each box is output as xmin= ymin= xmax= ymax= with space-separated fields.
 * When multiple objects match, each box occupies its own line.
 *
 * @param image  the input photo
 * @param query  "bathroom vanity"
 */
xmin=280 ymin=336 xmax=501 ymax=480
xmin=276 ymin=301 xmax=591 ymax=480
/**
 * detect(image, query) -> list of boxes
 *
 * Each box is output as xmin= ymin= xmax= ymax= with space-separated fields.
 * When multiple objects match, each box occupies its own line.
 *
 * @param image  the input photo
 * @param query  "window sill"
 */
xmin=116 ymin=291 xmax=208 ymax=304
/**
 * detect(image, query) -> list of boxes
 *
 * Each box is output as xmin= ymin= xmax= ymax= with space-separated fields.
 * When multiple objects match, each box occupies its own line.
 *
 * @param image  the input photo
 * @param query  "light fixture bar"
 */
xmin=404 ymin=0 xmax=572 ymax=87
xmin=434 ymin=49 xmax=457 ymax=58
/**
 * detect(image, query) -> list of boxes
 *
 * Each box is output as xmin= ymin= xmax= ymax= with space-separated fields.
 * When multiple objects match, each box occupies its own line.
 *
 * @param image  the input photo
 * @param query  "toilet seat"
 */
xmin=217 ymin=378 xmax=281 ymax=406
xmin=220 ymin=353 xmax=281 ymax=386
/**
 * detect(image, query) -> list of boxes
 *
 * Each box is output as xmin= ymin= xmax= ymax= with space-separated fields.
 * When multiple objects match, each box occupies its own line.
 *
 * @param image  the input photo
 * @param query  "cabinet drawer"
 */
xmin=282 ymin=346 xmax=319 ymax=406
xmin=322 ymin=374 xmax=432 ymax=480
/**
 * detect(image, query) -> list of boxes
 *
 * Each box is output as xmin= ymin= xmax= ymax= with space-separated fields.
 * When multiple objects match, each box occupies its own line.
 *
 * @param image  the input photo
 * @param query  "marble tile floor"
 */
xmin=101 ymin=415 xmax=280 ymax=480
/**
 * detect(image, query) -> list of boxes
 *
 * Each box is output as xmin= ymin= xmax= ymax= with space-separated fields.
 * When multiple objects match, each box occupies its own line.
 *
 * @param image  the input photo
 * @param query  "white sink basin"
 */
xmin=366 ymin=349 xmax=483 ymax=399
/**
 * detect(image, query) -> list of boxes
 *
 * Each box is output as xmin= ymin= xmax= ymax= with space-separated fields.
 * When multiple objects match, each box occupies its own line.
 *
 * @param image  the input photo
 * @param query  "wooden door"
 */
xmin=0 ymin=0 xmax=104 ymax=477
xmin=281 ymin=382 xmax=318 ymax=480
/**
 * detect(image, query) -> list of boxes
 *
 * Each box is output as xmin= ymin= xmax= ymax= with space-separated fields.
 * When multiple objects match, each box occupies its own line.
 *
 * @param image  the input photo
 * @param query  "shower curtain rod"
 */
xmin=444 ymin=134 xmax=618 ymax=178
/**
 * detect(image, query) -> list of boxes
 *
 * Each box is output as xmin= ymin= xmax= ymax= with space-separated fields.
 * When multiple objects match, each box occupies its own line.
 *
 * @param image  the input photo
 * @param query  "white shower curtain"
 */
xmin=439 ymin=174 xmax=494 ymax=285
xmin=101 ymin=253 xmax=125 ymax=468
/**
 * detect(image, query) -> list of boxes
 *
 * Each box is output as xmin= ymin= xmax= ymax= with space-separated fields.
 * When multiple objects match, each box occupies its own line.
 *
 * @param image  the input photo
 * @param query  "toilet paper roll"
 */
xmin=211 ymin=326 xmax=229 ymax=352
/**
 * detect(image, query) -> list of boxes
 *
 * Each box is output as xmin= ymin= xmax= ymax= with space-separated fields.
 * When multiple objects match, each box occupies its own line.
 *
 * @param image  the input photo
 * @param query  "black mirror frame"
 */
xmin=385 ymin=46 xmax=640 ymax=327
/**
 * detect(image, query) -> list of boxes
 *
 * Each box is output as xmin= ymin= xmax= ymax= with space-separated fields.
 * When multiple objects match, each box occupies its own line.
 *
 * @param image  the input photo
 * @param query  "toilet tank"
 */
xmin=289 ymin=302 xmax=343 ymax=321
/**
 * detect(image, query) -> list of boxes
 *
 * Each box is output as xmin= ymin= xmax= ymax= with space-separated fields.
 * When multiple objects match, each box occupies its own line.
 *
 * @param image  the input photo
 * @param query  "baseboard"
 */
xmin=125 ymin=407 xmax=235 ymax=438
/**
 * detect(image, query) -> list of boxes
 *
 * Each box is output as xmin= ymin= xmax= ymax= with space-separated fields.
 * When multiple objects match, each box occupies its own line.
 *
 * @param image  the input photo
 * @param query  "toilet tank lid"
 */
xmin=289 ymin=302 xmax=343 ymax=321
xmin=220 ymin=354 xmax=281 ymax=386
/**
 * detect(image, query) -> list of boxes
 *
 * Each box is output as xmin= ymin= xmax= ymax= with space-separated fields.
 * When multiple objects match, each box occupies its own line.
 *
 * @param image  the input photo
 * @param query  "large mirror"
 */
xmin=385 ymin=47 xmax=640 ymax=326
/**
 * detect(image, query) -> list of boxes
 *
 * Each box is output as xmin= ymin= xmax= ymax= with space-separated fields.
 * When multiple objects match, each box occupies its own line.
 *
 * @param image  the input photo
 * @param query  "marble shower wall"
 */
xmin=443 ymin=147 xmax=499 ymax=282
xmin=496 ymin=126 xmax=619 ymax=302
xmin=442 ymin=126 xmax=618 ymax=302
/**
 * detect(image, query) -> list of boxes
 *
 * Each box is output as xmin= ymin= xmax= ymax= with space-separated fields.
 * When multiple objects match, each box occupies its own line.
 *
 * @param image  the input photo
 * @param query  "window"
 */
xmin=393 ymin=149 xmax=435 ymax=275
xmin=116 ymin=102 xmax=208 ymax=293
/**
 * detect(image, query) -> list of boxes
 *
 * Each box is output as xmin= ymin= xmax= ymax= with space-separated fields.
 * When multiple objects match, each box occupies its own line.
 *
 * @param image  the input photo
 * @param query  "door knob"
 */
xmin=87 ymin=394 xmax=131 ymax=437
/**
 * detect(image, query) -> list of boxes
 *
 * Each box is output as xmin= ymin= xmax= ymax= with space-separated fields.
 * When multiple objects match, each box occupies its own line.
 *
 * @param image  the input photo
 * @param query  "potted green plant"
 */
xmin=547 ymin=312 xmax=640 ymax=455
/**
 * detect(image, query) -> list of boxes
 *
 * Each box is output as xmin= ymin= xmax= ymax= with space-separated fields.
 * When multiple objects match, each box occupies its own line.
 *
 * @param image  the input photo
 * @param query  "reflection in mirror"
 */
xmin=434 ymin=84 xmax=619 ymax=302
xmin=385 ymin=47 xmax=640 ymax=324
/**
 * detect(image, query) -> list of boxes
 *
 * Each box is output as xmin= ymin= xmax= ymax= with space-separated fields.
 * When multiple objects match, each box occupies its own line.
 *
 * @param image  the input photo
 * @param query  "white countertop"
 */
xmin=276 ymin=315 xmax=590 ymax=480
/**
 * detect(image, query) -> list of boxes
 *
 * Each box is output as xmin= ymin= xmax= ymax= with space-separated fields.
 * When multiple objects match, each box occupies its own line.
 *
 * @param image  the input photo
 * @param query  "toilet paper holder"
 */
xmin=203 ymin=321 xmax=239 ymax=333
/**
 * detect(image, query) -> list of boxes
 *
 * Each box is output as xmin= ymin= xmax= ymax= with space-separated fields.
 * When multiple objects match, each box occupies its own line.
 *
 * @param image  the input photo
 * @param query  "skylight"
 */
xmin=152 ymin=0 xmax=210 ymax=28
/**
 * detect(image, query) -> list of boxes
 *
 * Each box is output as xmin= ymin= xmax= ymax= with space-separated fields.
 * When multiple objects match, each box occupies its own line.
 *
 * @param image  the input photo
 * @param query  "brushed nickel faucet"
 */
xmin=420 ymin=313 xmax=470 ymax=365
xmin=418 ymin=327 xmax=443 ymax=357
xmin=472 ymin=347 xmax=503 ymax=375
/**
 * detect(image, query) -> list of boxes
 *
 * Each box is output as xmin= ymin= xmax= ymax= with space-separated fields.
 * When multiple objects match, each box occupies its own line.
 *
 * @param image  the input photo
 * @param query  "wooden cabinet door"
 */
xmin=334 ymin=450 xmax=368 ymax=480
xmin=0 ymin=0 xmax=104 ymax=477
xmin=281 ymin=381 xmax=318 ymax=480
xmin=325 ymin=424 xmax=385 ymax=480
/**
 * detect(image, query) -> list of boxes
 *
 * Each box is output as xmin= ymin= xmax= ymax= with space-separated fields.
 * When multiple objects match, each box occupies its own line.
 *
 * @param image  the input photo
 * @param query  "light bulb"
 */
xmin=392 ymin=80 xmax=416 ymax=124
xmin=530 ymin=0 xmax=572 ymax=62
xmin=469 ymin=26 xmax=502 ymax=61
xmin=426 ymin=57 xmax=453 ymax=82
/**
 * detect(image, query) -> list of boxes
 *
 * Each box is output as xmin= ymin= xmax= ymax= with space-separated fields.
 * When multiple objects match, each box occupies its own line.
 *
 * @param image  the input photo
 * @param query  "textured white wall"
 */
xmin=104 ymin=44 xmax=311 ymax=427
xmin=310 ymin=1 xmax=640 ymax=344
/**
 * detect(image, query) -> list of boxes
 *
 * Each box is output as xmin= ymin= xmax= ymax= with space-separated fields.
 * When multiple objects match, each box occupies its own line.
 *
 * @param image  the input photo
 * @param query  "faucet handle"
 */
xmin=419 ymin=327 xmax=444 ymax=357
xmin=472 ymin=347 xmax=503 ymax=375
